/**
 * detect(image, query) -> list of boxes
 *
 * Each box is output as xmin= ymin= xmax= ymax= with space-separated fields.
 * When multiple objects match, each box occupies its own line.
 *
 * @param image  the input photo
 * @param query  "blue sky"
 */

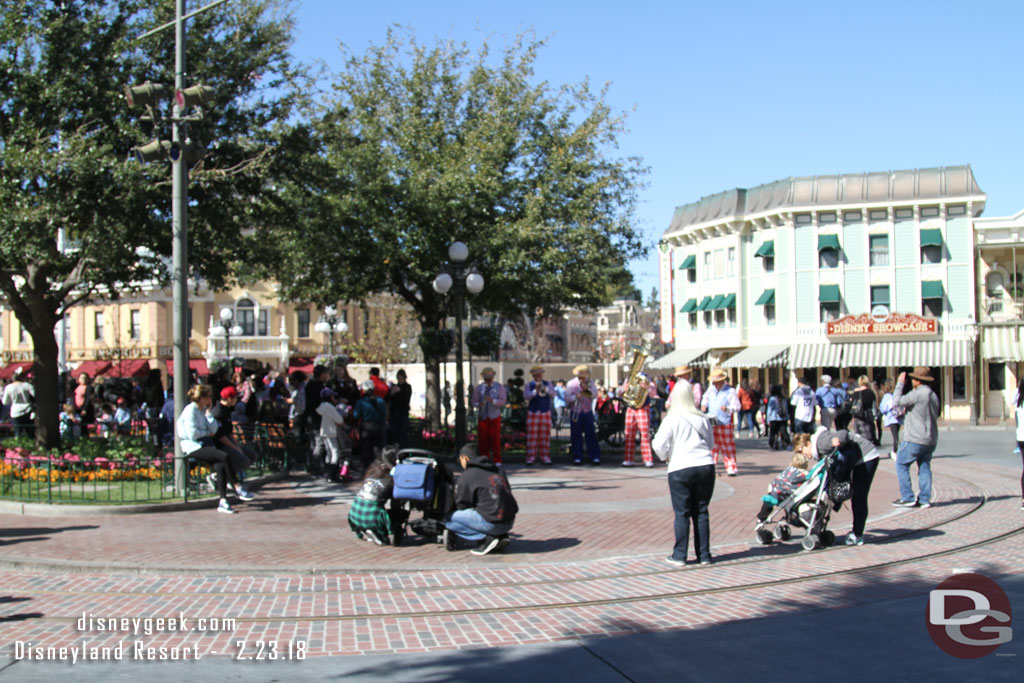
xmin=289 ymin=0 xmax=1024 ymax=301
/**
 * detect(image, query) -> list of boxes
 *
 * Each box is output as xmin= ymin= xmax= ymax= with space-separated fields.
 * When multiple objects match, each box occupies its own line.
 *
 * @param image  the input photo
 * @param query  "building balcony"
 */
xmin=983 ymin=295 xmax=1023 ymax=324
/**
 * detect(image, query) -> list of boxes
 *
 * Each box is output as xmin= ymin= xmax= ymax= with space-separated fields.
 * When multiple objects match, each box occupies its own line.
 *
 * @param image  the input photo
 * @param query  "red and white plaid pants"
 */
xmin=712 ymin=423 xmax=738 ymax=474
xmin=525 ymin=411 xmax=552 ymax=463
xmin=622 ymin=407 xmax=652 ymax=465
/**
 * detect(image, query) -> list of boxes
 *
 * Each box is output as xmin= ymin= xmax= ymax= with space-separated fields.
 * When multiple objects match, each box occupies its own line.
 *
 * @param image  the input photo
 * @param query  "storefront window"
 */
xmin=952 ymin=367 xmax=966 ymax=400
xmin=989 ymin=362 xmax=1006 ymax=391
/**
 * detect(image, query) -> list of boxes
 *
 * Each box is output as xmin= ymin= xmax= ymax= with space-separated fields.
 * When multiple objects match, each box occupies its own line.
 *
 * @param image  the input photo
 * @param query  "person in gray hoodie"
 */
xmin=890 ymin=367 xmax=939 ymax=508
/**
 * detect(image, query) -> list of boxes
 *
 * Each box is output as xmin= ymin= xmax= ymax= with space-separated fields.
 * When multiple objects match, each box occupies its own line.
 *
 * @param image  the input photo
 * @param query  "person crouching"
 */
xmin=442 ymin=443 xmax=518 ymax=555
xmin=347 ymin=456 xmax=395 ymax=545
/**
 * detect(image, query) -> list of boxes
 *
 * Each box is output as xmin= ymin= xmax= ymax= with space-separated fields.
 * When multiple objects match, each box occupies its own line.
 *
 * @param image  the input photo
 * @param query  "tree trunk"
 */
xmin=28 ymin=324 xmax=61 ymax=450
xmin=423 ymin=352 xmax=442 ymax=431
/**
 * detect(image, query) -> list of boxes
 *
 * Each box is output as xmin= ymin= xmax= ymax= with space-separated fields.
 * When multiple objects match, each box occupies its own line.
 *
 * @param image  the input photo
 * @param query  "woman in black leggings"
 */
xmin=176 ymin=384 xmax=254 ymax=514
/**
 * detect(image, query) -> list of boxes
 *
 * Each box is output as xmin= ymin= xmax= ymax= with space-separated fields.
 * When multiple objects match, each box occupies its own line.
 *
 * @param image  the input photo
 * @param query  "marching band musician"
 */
xmin=471 ymin=367 xmax=508 ymax=464
xmin=566 ymin=364 xmax=601 ymax=465
xmin=621 ymin=372 xmax=658 ymax=468
xmin=523 ymin=365 xmax=555 ymax=465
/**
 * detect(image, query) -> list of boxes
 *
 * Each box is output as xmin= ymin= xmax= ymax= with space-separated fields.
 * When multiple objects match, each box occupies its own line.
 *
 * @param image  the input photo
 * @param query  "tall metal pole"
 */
xmin=454 ymin=276 xmax=466 ymax=449
xmin=171 ymin=0 xmax=189 ymax=493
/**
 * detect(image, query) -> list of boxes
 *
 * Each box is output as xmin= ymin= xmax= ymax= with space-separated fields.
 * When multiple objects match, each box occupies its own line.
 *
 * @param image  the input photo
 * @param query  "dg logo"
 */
xmin=927 ymin=573 xmax=1013 ymax=658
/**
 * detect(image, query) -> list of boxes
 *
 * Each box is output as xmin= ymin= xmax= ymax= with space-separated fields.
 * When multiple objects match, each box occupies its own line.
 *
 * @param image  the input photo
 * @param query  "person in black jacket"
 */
xmin=303 ymin=365 xmax=329 ymax=474
xmin=442 ymin=443 xmax=519 ymax=555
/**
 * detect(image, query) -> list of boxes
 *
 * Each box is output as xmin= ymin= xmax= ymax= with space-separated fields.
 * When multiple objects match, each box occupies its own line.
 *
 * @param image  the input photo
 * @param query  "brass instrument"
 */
xmin=536 ymin=381 xmax=548 ymax=397
xmin=622 ymin=343 xmax=652 ymax=410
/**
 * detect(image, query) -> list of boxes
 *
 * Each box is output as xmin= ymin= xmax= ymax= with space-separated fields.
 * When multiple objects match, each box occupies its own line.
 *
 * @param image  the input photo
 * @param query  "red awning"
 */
xmin=165 ymin=359 xmax=209 ymax=376
xmin=70 ymin=360 xmax=112 ymax=379
xmin=0 ymin=362 xmax=35 ymax=380
xmin=288 ymin=357 xmax=314 ymax=375
xmin=104 ymin=359 xmax=151 ymax=377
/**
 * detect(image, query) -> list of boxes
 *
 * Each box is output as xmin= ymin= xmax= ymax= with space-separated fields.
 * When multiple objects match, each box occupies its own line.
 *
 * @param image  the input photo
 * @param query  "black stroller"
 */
xmin=389 ymin=448 xmax=455 ymax=545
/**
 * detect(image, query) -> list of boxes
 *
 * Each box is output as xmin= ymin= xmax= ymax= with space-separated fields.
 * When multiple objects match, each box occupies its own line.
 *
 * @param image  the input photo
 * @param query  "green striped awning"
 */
xmin=697 ymin=296 xmax=714 ymax=311
xmin=649 ymin=347 xmax=713 ymax=370
xmin=818 ymin=234 xmax=841 ymax=251
xmin=679 ymin=298 xmax=698 ymax=313
xmin=709 ymin=294 xmax=725 ymax=310
xmin=842 ymin=340 xmax=969 ymax=367
xmin=921 ymin=280 xmax=944 ymax=299
xmin=789 ymin=342 xmax=843 ymax=369
xmin=754 ymin=289 xmax=775 ymax=305
xmin=721 ymin=344 xmax=790 ymax=369
xmin=819 ymin=284 xmax=841 ymax=302
xmin=754 ymin=241 xmax=775 ymax=258
xmin=679 ymin=254 xmax=696 ymax=270
xmin=920 ymin=229 xmax=943 ymax=247
xmin=721 ymin=293 xmax=736 ymax=309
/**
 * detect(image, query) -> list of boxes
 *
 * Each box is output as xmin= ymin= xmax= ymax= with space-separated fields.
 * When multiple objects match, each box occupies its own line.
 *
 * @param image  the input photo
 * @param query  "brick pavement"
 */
xmin=1 ymin=437 xmax=1022 ymax=660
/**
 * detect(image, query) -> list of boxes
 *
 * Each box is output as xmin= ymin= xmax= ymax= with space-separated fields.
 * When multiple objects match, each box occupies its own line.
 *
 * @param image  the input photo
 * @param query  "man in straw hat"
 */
xmin=668 ymin=365 xmax=701 ymax=409
xmin=700 ymin=366 xmax=741 ymax=475
xmin=566 ymin=364 xmax=600 ymax=464
xmin=471 ymin=367 xmax=507 ymax=464
xmin=523 ymin=365 xmax=554 ymax=465
xmin=890 ymin=367 xmax=939 ymax=508
xmin=621 ymin=365 xmax=658 ymax=468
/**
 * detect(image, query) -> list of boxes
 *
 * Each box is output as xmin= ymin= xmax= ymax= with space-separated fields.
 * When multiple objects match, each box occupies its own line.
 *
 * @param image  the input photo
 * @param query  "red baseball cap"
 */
xmin=220 ymin=386 xmax=238 ymax=400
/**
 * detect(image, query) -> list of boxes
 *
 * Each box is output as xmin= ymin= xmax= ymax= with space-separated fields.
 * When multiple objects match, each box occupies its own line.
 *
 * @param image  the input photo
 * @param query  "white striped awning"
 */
xmin=721 ymin=344 xmax=790 ymax=369
xmin=789 ymin=342 xmax=843 ymax=369
xmin=649 ymin=347 xmax=712 ymax=370
xmin=982 ymin=327 xmax=1024 ymax=362
xmin=842 ymin=339 xmax=971 ymax=367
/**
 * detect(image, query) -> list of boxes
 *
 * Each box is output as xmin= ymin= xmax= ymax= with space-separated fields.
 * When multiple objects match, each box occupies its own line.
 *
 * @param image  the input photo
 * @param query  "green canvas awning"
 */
xmin=697 ymin=296 xmax=714 ymax=311
xmin=817 ymin=234 xmax=841 ymax=251
xmin=679 ymin=254 xmax=696 ymax=270
xmin=819 ymin=284 xmax=841 ymax=302
xmin=754 ymin=289 xmax=775 ymax=305
xmin=709 ymin=294 xmax=725 ymax=310
xmin=921 ymin=280 xmax=944 ymax=299
xmin=754 ymin=241 xmax=775 ymax=258
xmin=680 ymin=298 xmax=698 ymax=313
xmin=919 ymin=229 xmax=943 ymax=247
xmin=721 ymin=293 xmax=736 ymax=309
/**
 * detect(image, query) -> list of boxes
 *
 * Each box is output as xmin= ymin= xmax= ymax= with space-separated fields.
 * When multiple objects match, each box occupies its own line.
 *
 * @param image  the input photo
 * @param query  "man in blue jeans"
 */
xmin=890 ymin=367 xmax=940 ymax=508
xmin=443 ymin=443 xmax=519 ymax=555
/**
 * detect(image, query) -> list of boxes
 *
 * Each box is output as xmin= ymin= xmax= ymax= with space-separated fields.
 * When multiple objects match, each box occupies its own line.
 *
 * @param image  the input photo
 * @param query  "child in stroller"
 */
xmin=388 ymin=447 xmax=455 ymax=545
xmin=754 ymin=449 xmax=811 ymax=524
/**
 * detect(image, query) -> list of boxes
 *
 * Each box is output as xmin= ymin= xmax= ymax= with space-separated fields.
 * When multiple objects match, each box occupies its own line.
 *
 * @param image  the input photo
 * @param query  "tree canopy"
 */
xmin=0 ymin=0 xmax=304 ymax=446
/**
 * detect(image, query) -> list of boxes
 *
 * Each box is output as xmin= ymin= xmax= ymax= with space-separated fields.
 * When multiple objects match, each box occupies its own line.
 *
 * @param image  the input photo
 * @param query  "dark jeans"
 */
xmin=667 ymin=464 xmax=716 ymax=563
xmin=389 ymin=411 xmax=410 ymax=449
xmin=12 ymin=413 xmax=34 ymax=438
xmin=768 ymin=421 xmax=789 ymax=449
xmin=359 ymin=422 xmax=386 ymax=466
xmin=188 ymin=447 xmax=240 ymax=498
xmin=850 ymin=457 xmax=879 ymax=537
xmin=793 ymin=419 xmax=814 ymax=434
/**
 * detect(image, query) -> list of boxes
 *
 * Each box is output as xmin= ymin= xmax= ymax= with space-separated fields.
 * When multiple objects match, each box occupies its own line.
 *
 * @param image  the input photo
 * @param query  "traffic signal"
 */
xmin=169 ymin=140 xmax=206 ymax=164
xmin=124 ymin=82 xmax=168 ymax=108
xmin=175 ymin=85 xmax=214 ymax=108
xmin=132 ymin=140 xmax=171 ymax=163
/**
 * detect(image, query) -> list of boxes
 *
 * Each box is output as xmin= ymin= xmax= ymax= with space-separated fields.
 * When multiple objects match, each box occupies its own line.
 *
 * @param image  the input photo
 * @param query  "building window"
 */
xmin=921 ymin=207 xmax=940 ymax=218
xmin=989 ymin=362 xmax=1005 ymax=391
xmin=689 ymin=313 xmax=697 ymax=331
xmin=820 ymin=302 xmax=840 ymax=322
xmin=922 ymin=297 xmax=943 ymax=318
xmin=236 ymin=298 xmax=256 ymax=336
xmin=947 ymin=204 xmax=966 ymax=216
xmin=870 ymin=285 xmax=890 ymax=309
xmin=843 ymin=210 xmax=862 ymax=222
xmin=687 ymin=268 xmax=696 ymax=284
xmin=363 ymin=309 xmax=370 ymax=336
xmin=869 ymin=209 xmax=888 ymax=222
xmin=819 ymin=212 xmax=837 ymax=224
xmin=795 ymin=213 xmax=812 ymax=224
xmin=895 ymin=208 xmax=913 ymax=220
xmin=703 ymin=252 xmax=711 ymax=281
xmin=763 ymin=256 xmax=774 ymax=272
xmin=714 ymin=249 xmax=724 ymax=279
xmin=952 ymin=367 xmax=966 ymax=400
xmin=297 ymin=309 xmax=310 ymax=337
xmin=869 ymin=234 xmax=889 ymax=266
xmin=129 ymin=310 xmax=141 ymax=340
xmin=714 ymin=309 xmax=725 ymax=328
xmin=94 ymin=311 xmax=104 ymax=342
xmin=819 ymin=248 xmax=839 ymax=269
xmin=703 ymin=310 xmax=712 ymax=328
xmin=257 ymin=309 xmax=268 ymax=336
xmin=921 ymin=244 xmax=942 ymax=264
xmin=727 ymin=247 xmax=735 ymax=276
xmin=765 ymin=304 xmax=776 ymax=325
xmin=727 ymin=307 xmax=736 ymax=327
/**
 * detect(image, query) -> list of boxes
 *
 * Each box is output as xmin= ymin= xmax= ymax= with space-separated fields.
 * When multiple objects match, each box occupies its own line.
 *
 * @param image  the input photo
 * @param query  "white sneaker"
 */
xmin=234 ymin=487 xmax=255 ymax=501
xmin=845 ymin=533 xmax=863 ymax=546
xmin=217 ymin=499 xmax=236 ymax=514
xmin=205 ymin=473 xmax=217 ymax=492
xmin=644 ymin=461 xmax=654 ymax=468
xmin=364 ymin=529 xmax=385 ymax=546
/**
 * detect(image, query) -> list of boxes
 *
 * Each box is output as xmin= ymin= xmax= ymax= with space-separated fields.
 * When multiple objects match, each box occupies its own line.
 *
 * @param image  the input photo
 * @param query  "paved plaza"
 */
xmin=1 ymin=428 xmax=1022 ymax=681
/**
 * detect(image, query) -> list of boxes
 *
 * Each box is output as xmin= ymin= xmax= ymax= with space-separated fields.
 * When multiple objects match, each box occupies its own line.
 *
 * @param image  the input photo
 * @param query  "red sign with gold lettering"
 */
xmin=827 ymin=312 xmax=938 ymax=340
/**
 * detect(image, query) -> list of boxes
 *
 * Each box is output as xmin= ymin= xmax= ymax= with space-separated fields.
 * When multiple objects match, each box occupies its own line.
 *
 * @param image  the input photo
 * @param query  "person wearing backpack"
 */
xmin=850 ymin=375 xmax=879 ymax=445
xmin=354 ymin=380 xmax=387 ymax=467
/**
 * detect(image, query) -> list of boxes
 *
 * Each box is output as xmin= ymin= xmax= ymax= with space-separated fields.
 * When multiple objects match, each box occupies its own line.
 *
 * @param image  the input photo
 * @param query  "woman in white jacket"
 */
xmin=653 ymin=380 xmax=716 ymax=567
xmin=177 ymin=384 xmax=253 ymax=514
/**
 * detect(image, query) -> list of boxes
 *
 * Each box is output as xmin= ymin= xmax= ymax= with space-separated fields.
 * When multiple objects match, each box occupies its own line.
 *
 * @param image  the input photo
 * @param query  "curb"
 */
xmin=0 ymin=471 xmax=292 ymax=517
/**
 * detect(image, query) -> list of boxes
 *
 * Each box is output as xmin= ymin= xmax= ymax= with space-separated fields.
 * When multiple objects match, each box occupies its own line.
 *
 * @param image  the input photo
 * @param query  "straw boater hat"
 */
xmin=674 ymin=365 xmax=692 ymax=377
xmin=480 ymin=366 xmax=496 ymax=378
xmin=573 ymin=364 xmax=590 ymax=375
xmin=909 ymin=366 xmax=934 ymax=382
xmin=530 ymin=365 xmax=544 ymax=375
xmin=708 ymin=366 xmax=728 ymax=382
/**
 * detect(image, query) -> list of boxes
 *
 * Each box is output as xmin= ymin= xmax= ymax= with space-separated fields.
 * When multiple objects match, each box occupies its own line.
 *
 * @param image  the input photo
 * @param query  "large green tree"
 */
xmin=0 ymin=0 xmax=304 ymax=447
xmin=254 ymin=29 xmax=647 ymax=428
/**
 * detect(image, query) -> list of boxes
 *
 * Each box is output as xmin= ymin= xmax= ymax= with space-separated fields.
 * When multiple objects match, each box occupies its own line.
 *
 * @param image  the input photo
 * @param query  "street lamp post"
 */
xmin=314 ymin=305 xmax=349 ymax=356
xmin=968 ymin=321 xmax=980 ymax=426
xmin=209 ymin=307 xmax=243 ymax=365
xmin=433 ymin=242 xmax=485 ymax=449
